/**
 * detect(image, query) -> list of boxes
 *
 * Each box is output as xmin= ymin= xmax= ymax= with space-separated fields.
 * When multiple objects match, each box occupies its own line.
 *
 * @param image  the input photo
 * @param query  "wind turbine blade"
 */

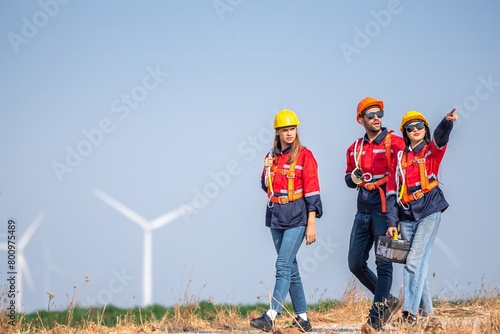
xmin=94 ymin=189 xmax=149 ymax=229
xmin=19 ymin=212 xmax=45 ymax=250
xmin=435 ymin=236 xmax=461 ymax=269
xmin=0 ymin=242 xmax=6 ymax=251
xmin=149 ymin=208 xmax=188 ymax=230
xmin=19 ymin=254 xmax=36 ymax=290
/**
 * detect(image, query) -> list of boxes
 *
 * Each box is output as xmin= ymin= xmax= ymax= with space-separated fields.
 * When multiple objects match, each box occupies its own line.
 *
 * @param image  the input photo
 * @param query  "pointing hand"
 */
xmin=446 ymin=108 xmax=458 ymax=122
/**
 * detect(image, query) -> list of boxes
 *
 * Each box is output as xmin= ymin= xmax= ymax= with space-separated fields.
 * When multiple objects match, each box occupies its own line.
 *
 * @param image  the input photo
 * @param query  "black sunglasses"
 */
xmin=405 ymin=121 xmax=425 ymax=132
xmin=364 ymin=110 xmax=384 ymax=120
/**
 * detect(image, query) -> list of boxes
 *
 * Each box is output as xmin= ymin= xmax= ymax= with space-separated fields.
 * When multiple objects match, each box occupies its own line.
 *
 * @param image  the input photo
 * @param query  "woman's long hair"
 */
xmin=273 ymin=131 xmax=302 ymax=164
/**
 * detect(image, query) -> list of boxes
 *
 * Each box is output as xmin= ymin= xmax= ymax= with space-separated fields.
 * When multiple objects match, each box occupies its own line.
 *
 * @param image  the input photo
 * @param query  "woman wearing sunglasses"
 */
xmin=385 ymin=109 xmax=458 ymax=326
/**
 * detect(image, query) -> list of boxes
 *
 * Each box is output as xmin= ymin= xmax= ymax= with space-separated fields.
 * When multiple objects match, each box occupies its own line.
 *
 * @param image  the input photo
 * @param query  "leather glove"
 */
xmin=351 ymin=168 xmax=363 ymax=185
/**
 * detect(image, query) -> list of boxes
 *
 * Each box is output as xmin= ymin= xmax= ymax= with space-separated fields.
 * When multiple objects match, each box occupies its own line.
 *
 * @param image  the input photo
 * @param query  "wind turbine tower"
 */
xmin=94 ymin=189 xmax=189 ymax=306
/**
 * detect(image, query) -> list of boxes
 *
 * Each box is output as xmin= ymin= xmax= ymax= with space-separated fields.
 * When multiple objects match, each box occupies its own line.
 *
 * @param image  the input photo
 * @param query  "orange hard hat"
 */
xmin=356 ymin=97 xmax=384 ymax=120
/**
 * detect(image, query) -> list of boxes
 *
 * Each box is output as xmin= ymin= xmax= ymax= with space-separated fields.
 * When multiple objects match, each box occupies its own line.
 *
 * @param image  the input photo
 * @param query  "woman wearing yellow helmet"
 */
xmin=386 ymin=108 xmax=458 ymax=326
xmin=250 ymin=109 xmax=323 ymax=333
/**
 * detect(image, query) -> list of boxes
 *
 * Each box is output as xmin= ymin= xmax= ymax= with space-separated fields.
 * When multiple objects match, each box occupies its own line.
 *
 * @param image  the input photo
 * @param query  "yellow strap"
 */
xmin=398 ymin=184 xmax=406 ymax=201
xmin=398 ymin=153 xmax=407 ymax=201
xmin=267 ymin=170 xmax=273 ymax=195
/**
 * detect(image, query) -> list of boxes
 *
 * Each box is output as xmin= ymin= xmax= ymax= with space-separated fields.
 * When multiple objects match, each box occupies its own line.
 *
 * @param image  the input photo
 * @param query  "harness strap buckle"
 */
xmin=276 ymin=196 xmax=289 ymax=204
xmin=286 ymin=172 xmax=295 ymax=178
xmin=364 ymin=183 xmax=376 ymax=191
xmin=269 ymin=192 xmax=303 ymax=205
xmin=412 ymin=189 xmax=425 ymax=201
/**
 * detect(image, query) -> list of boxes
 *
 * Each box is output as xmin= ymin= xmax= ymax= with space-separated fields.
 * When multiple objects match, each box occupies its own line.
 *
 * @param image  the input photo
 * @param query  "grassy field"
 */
xmin=1 ymin=278 xmax=499 ymax=333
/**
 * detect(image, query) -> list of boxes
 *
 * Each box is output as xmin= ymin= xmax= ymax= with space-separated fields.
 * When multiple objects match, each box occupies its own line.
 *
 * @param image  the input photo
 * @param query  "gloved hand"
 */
xmin=351 ymin=168 xmax=363 ymax=185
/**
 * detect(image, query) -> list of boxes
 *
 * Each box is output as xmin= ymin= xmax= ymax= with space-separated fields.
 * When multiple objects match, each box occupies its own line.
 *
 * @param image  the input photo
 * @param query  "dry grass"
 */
xmin=308 ymin=277 xmax=372 ymax=325
xmin=1 ymin=276 xmax=499 ymax=333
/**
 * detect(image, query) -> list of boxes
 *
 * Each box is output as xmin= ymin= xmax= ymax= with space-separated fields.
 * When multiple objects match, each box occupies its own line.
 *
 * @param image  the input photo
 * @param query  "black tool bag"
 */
xmin=376 ymin=235 xmax=410 ymax=264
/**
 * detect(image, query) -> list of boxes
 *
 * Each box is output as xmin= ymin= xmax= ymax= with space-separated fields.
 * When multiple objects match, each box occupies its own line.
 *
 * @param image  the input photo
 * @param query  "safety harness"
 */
xmin=266 ymin=158 xmax=303 ymax=206
xmin=397 ymin=147 xmax=439 ymax=208
xmin=356 ymin=132 xmax=393 ymax=213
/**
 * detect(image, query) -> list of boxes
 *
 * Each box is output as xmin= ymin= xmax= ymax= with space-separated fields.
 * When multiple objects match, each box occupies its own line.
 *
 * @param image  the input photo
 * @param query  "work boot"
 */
xmin=394 ymin=311 xmax=417 ymax=327
xmin=250 ymin=313 xmax=273 ymax=332
xmin=368 ymin=301 xmax=388 ymax=330
xmin=367 ymin=316 xmax=383 ymax=331
xmin=382 ymin=295 xmax=403 ymax=324
xmin=288 ymin=316 xmax=312 ymax=332
xmin=386 ymin=295 xmax=403 ymax=315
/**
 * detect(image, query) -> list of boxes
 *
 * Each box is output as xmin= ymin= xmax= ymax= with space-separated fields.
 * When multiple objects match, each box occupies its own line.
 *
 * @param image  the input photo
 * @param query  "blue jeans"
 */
xmin=270 ymin=226 xmax=307 ymax=314
xmin=400 ymin=211 xmax=441 ymax=316
xmin=348 ymin=212 xmax=393 ymax=318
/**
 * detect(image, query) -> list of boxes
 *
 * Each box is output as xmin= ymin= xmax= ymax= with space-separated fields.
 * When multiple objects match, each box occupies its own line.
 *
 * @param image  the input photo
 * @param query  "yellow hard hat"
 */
xmin=357 ymin=97 xmax=384 ymax=120
xmin=400 ymin=111 xmax=429 ymax=133
xmin=273 ymin=109 xmax=300 ymax=129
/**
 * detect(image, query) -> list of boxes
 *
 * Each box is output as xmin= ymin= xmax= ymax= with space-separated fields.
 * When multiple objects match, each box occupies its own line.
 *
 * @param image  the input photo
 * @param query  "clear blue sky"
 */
xmin=1 ymin=0 xmax=499 ymax=313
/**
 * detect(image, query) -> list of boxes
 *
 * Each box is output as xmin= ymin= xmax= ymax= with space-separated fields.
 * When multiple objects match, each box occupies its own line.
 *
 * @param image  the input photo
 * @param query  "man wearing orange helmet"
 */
xmin=345 ymin=97 xmax=405 ymax=330
xmin=385 ymin=109 xmax=458 ymax=326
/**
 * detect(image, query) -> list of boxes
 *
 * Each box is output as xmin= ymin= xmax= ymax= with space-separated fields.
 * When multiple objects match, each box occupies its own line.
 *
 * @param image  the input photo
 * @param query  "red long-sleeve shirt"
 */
xmin=386 ymin=117 xmax=454 ymax=227
xmin=345 ymin=128 xmax=405 ymax=213
xmin=261 ymin=146 xmax=323 ymax=229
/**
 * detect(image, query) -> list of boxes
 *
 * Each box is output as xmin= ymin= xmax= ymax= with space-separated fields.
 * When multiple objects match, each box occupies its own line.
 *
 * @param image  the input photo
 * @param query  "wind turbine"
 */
xmin=0 ymin=212 xmax=45 ymax=312
xmin=94 ymin=189 xmax=190 ymax=306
